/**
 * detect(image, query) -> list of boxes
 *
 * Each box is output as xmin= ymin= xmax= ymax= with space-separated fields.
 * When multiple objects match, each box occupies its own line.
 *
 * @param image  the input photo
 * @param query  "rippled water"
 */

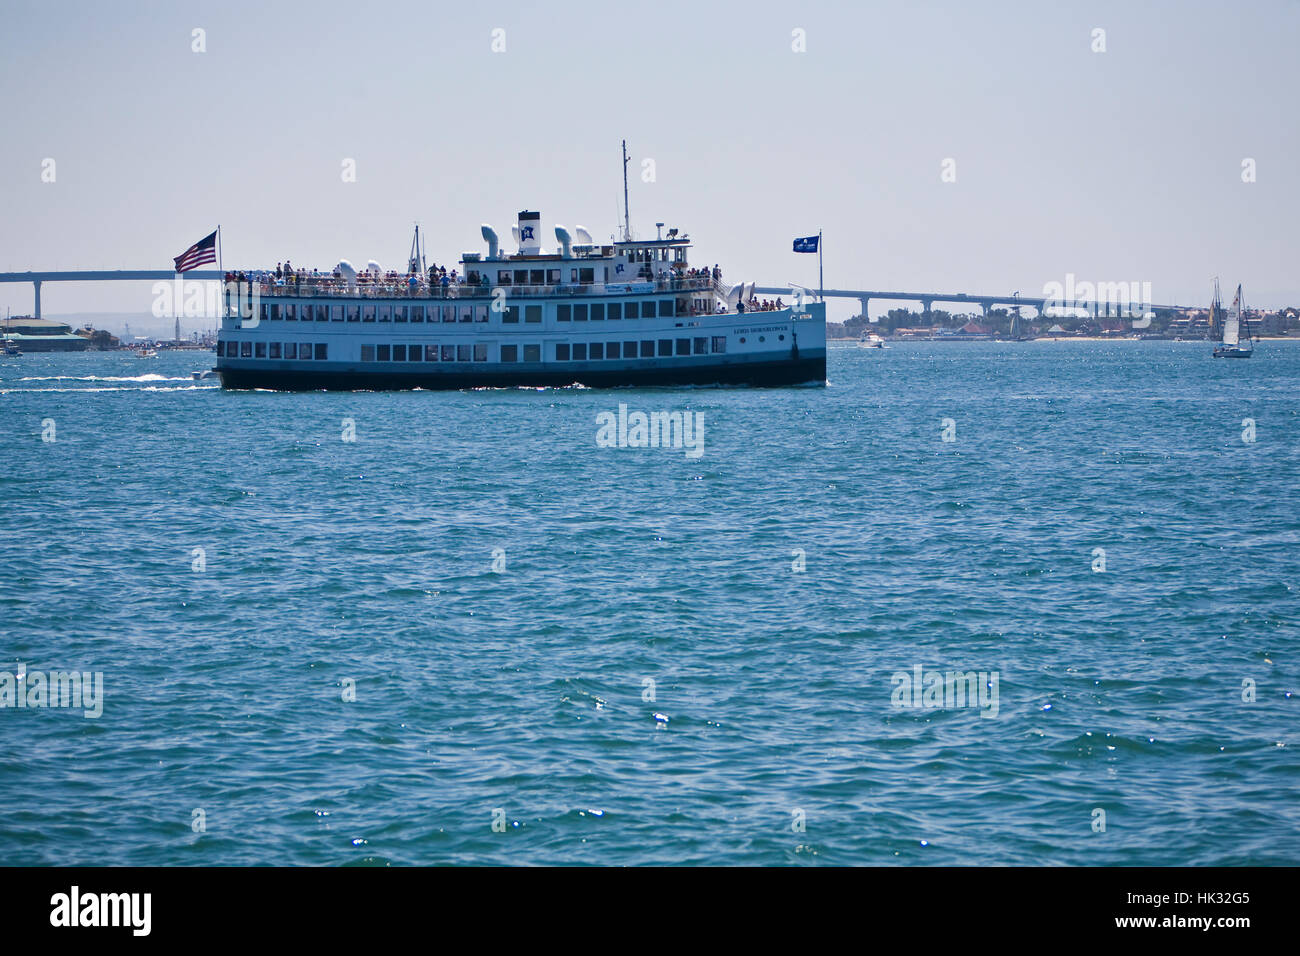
xmin=1 ymin=341 xmax=1297 ymax=865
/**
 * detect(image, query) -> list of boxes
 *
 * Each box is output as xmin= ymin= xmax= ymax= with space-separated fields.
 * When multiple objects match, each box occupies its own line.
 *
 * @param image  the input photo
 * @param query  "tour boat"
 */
xmin=858 ymin=331 xmax=886 ymax=349
xmin=215 ymin=207 xmax=826 ymax=391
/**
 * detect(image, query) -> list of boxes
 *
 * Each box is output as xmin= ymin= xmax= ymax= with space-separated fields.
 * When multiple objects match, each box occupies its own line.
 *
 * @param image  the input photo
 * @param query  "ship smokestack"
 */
xmin=517 ymin=210 xmax=541 ymax=255
xmin=554 ymin=225 xmax=572 ymax=259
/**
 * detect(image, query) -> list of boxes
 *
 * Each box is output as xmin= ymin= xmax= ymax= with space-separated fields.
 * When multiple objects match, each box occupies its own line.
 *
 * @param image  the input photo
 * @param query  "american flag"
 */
xmin=173 ymin=230 xmax=218 ymax=273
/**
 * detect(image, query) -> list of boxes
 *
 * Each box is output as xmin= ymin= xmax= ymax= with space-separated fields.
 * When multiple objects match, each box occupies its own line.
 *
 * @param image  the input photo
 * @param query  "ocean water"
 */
xmin=1 ymin=341 xmax=1297 ymax=866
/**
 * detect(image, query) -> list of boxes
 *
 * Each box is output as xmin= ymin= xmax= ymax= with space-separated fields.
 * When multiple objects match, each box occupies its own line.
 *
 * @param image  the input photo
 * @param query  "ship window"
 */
xmin=607 ymin=341 xmax=621 ymax=358
xmin=497 ymin=271 xmax=512 ymax=285
xmin=313 ymin=304 xmax=325 ymax=321
xmin=504 ymin=305 xmax=520 ymax=323
xmin=625 ymin=302 xmax=639 ymax=319
xmin=607 ymin=302 xmax=622 ymax=320
xmin=315 ymin=343 xmax=328 ymax=360
xmin=285 ymin=304 xmax=296 ymax=320
xmin=269 ymin=342 xmax=281 ymax=359
xmin=363 ymin=305 xmax=376 ymax=323
xmin=346 ymin=305 xmax=359 ymax=322
xmin=660 ymin=300 xmax=674 ymax=317
xmin=425 ymin=345 xmax=438 ymax=361
xmin=530 ymin=269 xmax=544 ymax=285
xmin=299 ymin=344 xmax=312 ymax=360
xmin=676 ymin=338 xmax=690 ymax=355
xmin=476 ymin=306 xmax=488 ymax=322
xmin=260 ymin=304 xmax=269 ymax=323
xmin=501 ymin=344 xmax=518 ymax=362
xmin=556 ymin=343 xmax=570 ymax=361
xmin=377 ymin=344 xmax=390 ymax=361
xmin=270 ymin=304 xmax=280 ymax=320
xmin=712 ymin=336 xmax=727 ymax=353
xmin=282 ymin=343 xmax=295 ymax=359
xmin=658 ymin=339 xmax=672 ymax=357
xmin=557 ymin=304 xmax=571 ymax=321
xmin=591 ymin=303 xmax=605 ymax=320
xmin=240 ymin=341 xmax=252 ymax=357
xmin=590 ymin=343 xmax=604 ymax=360
xmin=255 ymin=341 xmax=266 ymax=358
xmin=393 ymin=344 xmax=407 ymax=361
xmin=410 ymin=305 xmax=424 ymax=322
xmin=409 ymin=345 xmax=422 ymax=362
xmin=457 ymin=344 xmax=470 ymax=362
xmin=461 ymin=307 xmax=473 ymax=323
xmin=573 ymin=343 xmax=587 ymax=360
xmin=331 ymin=305 xmax=343 ymax=322
xmin=361 ymin=345 xmax=375 ymax=362
xmin=442 ymin=345 xmax=455 ymax=361
xmin=694 ymin=337 xmax=708 ymax=355
xmin=474 ymin=344 xmax=487 ymax=362
xmin=547 ymin=269 xmax=560 ymax=284
xmin=395 ymin=306 xmax=407 ymax=322
xmin=579 ymin=268 xmax=594 ymax=284
xmin=525 ymin=305 xmax=541 ymax=323
xmin=514 ymin=269 xmax=529 ymax=285
xmin=523 ymin=344 xmax=540 ymax=362
xmin=574 ymin=304 xmax=588 ymax=321
xmin=641 ymin=340 xmax=654 ymax=357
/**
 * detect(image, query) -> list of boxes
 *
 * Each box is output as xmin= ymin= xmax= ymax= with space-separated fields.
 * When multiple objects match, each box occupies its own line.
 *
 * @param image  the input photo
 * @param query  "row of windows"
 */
xmin=555 ymin=300 xmax=673 ymax=321
xmin=360 ymin=343 xmax=490 ymax=363
xmin=556 ymin=337 xmax=726 ymax=360
xmin=261 ymin=303 xmax=489 ymax=323
xmin=218 ymin=340 xmax=328 ymax=359
xmin=254 ymin=300 xmax=676 ymax=324
xmin=220 ymin=336 xmax=728 ymax=363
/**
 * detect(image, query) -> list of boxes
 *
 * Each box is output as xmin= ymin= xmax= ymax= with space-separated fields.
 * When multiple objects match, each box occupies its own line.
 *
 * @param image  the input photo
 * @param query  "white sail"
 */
xmin=1223 ymin=285 xmax=1241 ymax=346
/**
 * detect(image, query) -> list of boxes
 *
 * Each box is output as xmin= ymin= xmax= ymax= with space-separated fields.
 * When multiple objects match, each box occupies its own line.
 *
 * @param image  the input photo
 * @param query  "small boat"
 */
xmin=190 ymin=368 xmax=217 ymax=380
xmin=1212 ymin=281 xmax=1254 ymax=358
xmin=2 ymin=341 xmax=21 ymax=356
xmin=858 ymin=331 xmax=887 ymax=349
xmin=136 ymin=348 xmax=158 ymax=358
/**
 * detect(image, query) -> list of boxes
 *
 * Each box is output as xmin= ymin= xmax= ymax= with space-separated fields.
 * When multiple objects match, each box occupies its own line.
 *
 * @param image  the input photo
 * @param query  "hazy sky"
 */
xmin=1 ymin=0 xmax=1296 ymax=323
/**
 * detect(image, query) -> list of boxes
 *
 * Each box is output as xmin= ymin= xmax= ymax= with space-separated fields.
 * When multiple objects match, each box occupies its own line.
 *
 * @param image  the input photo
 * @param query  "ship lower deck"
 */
xmin=217 ymin=350 xmax=826 ymax=391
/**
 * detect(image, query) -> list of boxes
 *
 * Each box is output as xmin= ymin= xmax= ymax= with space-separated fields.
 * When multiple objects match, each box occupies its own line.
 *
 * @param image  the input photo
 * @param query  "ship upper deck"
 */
xmin=249 ymin=270 xmax=722 ymax=300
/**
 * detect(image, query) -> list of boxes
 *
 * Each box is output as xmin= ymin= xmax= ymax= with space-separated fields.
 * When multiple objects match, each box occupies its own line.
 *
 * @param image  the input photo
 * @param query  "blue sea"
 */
xmin=1 ymin=341 xmax=1297 ymax=866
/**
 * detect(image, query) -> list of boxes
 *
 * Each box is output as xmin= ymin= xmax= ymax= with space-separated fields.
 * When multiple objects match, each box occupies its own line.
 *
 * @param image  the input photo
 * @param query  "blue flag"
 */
xmin=793 ymin=235 xmax=819 ymax=253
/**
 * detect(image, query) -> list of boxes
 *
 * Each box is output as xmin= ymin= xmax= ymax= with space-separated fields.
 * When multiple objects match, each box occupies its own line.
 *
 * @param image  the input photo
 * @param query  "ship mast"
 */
xmin=621 ymin=139 xmax=630 ymax=242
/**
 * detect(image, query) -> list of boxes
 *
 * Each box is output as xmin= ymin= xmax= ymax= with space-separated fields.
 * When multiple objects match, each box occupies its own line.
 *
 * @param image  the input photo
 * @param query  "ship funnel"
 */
xmin=517 ymin=210 xmax=541 ymax=255
xmin=574 ymin=226 xmax=593 ymax=245
xmin=481 ymin=224 xmax=499 ymax=259
xmin=555 ymin=225 xmax=572 ymax=258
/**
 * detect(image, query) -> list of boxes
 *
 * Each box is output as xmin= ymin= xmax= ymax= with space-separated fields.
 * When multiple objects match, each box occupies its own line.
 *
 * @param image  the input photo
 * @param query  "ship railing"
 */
xmin=250 ymin=273 xmax=720 ymax=299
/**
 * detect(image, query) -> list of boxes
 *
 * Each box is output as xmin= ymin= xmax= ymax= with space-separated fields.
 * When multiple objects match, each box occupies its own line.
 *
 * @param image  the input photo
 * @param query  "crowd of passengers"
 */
xmin=223 ymin=260 xmax=725 ymax=296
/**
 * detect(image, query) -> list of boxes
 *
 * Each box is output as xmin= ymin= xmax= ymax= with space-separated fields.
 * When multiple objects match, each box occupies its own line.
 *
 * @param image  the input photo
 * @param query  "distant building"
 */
xmin=1 ymin=316 xmax=91 ymax=351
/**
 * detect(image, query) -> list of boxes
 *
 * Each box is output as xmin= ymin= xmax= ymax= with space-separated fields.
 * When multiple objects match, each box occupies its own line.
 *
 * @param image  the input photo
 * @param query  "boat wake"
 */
xmin=18 ymin=374 xmax=191 ymax=383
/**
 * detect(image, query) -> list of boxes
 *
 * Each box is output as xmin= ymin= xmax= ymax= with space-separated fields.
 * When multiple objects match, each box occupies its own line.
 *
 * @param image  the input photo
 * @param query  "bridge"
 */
xmin=0 ymin=270 xmax=223 ymax=318
xmin=754 ymin=286 xmax=1187 ymax=318
xmin=0 ymin=270 xmax=1188 ymax=320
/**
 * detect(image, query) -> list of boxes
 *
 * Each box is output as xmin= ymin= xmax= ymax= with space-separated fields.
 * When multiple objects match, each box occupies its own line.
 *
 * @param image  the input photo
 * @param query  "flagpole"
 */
xmin=217 ymin=225 xmax=225 ymax=324
xmin=818 ymin=230 xmax=823 ymax=301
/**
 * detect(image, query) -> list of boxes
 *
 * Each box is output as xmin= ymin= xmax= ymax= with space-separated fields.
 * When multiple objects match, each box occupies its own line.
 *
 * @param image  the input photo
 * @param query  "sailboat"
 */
xmin=1213 ymin=282 xmax=1254 ymax=358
